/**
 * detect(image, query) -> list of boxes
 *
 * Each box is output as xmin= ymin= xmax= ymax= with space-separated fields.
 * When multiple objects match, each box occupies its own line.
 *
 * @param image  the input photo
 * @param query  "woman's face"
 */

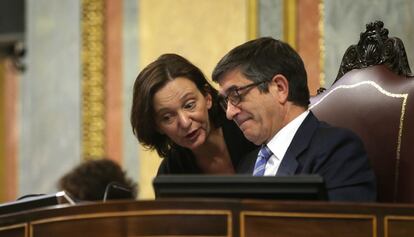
xmin=153 ymin=77 xmax=213 ymax=150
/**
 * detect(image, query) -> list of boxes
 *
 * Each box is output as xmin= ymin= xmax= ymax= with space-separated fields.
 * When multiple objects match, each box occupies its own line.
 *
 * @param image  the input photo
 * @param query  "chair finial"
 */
xmin=334 ymin=21 xmax=412 ymax=84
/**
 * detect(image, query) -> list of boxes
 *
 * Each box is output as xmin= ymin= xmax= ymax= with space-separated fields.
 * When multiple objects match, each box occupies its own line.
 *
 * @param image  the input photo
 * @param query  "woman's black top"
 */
xmin=157 ymin=118 xmax=257 ymax=175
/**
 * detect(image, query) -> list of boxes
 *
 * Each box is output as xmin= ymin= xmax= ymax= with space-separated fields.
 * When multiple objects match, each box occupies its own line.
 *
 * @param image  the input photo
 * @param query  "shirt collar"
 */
xmin=267 ymin=110 xmax=309 ymax=160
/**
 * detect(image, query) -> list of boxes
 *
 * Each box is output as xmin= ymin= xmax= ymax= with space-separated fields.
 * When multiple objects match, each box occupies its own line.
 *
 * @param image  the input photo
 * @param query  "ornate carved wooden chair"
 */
xmin=310 ymin=21 xmax=414 ymax=203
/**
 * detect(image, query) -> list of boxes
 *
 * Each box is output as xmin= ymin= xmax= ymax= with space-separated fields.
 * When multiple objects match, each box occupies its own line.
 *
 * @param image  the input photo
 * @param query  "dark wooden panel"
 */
xmin=386 ymin=217 xmax=414 ymax=237
xmin=32 ymin=212 xmax=230 ymax=237
xmin=0 ymin=224 xmax=26 ymax=237
xmin=2 ymin=199 xmax=414 ymax=237
xmin=242 ymin=212 xmax=375 ymax=237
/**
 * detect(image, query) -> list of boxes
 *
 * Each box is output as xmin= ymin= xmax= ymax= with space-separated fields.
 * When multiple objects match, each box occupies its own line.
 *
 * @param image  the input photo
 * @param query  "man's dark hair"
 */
xmin=58 ymin=158 xmax=137 ymax=201
xmin=212 ymin=37 xmax=310 ymax=107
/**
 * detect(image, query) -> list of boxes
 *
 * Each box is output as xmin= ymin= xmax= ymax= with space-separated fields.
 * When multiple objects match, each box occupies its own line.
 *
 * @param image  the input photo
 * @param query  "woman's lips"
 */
xmin=186 ymin=129 xmax=200 ymax=140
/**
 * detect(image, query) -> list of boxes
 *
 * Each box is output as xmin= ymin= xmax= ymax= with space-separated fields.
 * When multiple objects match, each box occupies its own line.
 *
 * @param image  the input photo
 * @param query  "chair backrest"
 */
xmin=310 ymin=21 xmax=414 ymax=203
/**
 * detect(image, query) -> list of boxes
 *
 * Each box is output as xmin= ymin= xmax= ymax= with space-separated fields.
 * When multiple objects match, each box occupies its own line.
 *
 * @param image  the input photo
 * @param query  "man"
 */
xmin=212 ymin=37 xmax=376 ymax=202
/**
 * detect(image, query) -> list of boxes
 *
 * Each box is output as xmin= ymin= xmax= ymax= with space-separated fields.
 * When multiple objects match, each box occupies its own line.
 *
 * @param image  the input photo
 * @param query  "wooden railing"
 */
xmin=1 ymin=199 xmax=414 ymax=237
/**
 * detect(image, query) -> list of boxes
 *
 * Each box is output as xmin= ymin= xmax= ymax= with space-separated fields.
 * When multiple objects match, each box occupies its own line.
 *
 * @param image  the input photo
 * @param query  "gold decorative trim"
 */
xmin=310 ymin=80 xmax=408 ymax=200
xmin=81 ymin=0 xmax=106 ymax=158
xmin=283 ymin=0 xmax=297 ymax=49
xmin=384 ymin=215 xmax=414 ymax=237
xmin=247 ymin=0 xmax=258 ymax=40
xmin=30 ymin=209 xmax=232 ymax=237
xmin=0 ymin=60 xmax=5 ymax=200
xmin=240 ymin=211 xmax=377 ymax=237
xmin=395 ymin=95 xmax=407 ymax=201
xmin=0 ymin=223 xmax=27 ymax=232
xmin=318 ymin=0 xmax=325 ymax=87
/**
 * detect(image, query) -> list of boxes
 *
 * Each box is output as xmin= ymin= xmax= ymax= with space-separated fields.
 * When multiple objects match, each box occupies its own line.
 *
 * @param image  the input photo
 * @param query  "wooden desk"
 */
xmin=1 ymin=199 xmax=413 ymax=237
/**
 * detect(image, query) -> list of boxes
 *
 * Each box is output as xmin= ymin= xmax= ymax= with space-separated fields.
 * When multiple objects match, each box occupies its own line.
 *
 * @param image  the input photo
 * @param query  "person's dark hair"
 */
xmin=212 ymin=37 xmax=310 ymax=108
xmin=57 ymin=158 xmax=137 ymax=201
xmin=130 ymin=53 xmax=224 ymax=158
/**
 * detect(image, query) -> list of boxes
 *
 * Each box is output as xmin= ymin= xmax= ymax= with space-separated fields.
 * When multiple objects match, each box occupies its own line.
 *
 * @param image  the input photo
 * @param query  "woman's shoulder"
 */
xmin=156 ymin=148 xmax=200 ymax=175
xmin=222 ymin=119 xmax=258 ymax=161
xmin=222 ymin=119 xmax=251 ymax=144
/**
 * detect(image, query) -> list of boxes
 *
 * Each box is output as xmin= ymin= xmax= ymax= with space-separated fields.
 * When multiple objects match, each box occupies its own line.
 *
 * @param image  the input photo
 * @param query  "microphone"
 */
xmin=103 ymin=182 xmax=134 ymax=202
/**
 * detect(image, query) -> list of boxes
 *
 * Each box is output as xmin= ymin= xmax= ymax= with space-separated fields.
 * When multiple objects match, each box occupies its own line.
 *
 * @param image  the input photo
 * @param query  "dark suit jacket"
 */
xmin=237 ymin=112 xmax=377 ymax=202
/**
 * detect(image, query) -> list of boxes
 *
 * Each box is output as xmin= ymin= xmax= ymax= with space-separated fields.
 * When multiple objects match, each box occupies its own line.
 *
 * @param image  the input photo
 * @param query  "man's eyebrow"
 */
xmin=221 ymin=85 xmax=238 ymax=95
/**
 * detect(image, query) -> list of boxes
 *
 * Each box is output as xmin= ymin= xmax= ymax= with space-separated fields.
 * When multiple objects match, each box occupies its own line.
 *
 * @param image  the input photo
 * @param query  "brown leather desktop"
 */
xmin=1 ymin=199 xmax=414 ymax=237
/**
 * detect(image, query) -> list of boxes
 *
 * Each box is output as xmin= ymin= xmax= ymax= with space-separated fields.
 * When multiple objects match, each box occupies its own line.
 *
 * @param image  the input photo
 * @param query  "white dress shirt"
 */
xmin=263 ymin=110 xmax=310 ymax=176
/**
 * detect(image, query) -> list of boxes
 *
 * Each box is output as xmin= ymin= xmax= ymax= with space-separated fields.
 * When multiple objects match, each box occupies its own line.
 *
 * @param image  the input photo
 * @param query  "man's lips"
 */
xmin=234 ymin=116 xmax=250 ymax=128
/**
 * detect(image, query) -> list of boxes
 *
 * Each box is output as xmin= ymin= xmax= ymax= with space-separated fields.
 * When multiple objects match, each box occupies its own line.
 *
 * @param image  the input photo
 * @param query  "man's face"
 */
xmin=218 ymin=69 xmax=285 ymax=145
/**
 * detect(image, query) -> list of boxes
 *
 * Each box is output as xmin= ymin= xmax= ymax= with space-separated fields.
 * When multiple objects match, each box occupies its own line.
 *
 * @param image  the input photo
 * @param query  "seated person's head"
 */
xmin=212 ymin=37 xmax=310 ymax=145
xmin=131 ymin=53 xmax=224 ymax=157
xmin=58 ymin=158 xmax=137 ymax=201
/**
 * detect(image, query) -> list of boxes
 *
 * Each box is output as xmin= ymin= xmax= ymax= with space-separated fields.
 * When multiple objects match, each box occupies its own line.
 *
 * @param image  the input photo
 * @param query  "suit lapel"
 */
xmin=276 ymin=112 xmax=319 ymax=175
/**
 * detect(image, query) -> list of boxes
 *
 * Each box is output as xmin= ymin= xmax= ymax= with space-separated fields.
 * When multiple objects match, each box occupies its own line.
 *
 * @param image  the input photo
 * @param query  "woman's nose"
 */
xmin=177 ymin=112 xmax=192 ymax=128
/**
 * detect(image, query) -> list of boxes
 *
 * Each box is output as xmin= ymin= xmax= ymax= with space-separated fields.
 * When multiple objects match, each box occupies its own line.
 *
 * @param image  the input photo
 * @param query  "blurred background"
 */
xmin=0 ymin=0 xmax=413 ymax=201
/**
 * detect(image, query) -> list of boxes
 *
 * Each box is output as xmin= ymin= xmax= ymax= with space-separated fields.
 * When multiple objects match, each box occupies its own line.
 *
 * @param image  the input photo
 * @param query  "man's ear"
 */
xmin=270 ymin=74 xmax=289 ymax=103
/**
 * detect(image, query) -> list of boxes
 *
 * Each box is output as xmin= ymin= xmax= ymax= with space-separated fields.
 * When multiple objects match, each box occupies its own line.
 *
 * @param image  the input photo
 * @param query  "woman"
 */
xmin=130 ymin=53 xmax=257 ymax=174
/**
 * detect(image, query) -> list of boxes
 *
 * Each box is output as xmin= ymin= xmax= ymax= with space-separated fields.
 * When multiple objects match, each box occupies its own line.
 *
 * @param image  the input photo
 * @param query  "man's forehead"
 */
xmin=218 ymin=70 xmax=247 ymax=94
xmin=218 ymin=78 xmax=238 ymax=95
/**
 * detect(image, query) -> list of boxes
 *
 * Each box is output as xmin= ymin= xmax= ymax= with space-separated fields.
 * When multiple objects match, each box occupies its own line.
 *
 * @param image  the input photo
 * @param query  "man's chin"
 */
xmin=238 ymin=120 xmax=251 ymax=132
xmin=242 ymin=131 xmax=261 ymax=145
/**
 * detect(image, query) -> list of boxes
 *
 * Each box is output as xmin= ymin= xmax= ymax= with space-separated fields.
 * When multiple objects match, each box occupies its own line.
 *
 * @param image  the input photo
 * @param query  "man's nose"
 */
xmin=226 ymin=103 xmax=240 ymax=120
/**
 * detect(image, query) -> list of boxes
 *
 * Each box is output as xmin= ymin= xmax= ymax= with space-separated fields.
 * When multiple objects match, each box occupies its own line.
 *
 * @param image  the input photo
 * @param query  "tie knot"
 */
xmin=258 ymin=145 xmax=272 ymax=161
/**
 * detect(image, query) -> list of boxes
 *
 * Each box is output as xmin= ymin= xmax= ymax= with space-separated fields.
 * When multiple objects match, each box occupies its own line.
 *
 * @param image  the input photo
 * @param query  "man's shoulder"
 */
xmin=315 ymin=120 xmax=363 ymax=143
xmin=295 ymin=113 xmax=365 ymax=156
xmin=298 ymin=111 xmax=363 ymax=145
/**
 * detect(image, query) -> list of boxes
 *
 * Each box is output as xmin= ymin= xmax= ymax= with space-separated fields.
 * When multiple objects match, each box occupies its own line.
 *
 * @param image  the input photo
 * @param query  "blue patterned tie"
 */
xmin=253 ymin=145 xmax=272 ymax=176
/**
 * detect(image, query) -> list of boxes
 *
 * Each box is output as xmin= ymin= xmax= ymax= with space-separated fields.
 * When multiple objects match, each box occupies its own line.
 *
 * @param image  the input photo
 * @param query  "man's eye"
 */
xmin=227 ymin=88 xmax=239 ymax=97
xmin=229 ymin=89 xmax=238 ymax=96
xmin=226 ymin=86 xmax=238 ymax=94
xmin=227 ymin=90 xmax=238 ymax=100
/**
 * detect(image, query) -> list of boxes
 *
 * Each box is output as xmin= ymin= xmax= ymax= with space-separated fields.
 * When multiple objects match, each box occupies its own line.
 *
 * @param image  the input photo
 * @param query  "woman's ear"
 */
xmin=270 ymin=74 xmax=289 ymax=103
xmin=205 ymin=92 xmax=213 ymax=109
xmin=203 ymin=84 xmax=213 ymax=109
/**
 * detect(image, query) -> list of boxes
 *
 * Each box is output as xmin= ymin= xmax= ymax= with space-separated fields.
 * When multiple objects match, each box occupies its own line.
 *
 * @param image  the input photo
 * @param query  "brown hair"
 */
xmin=58 ymin=158 xmax=137 ymax=201
xmin=130 ymin=53 xmax=224 ymax=158
xmin=212 ymin=37 xmax=310 ymax=108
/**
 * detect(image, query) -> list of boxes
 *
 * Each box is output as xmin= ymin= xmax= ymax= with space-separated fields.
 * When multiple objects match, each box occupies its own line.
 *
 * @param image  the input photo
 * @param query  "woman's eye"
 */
xmin=160 ymin=114 xmax=173 ymax=123
xmin=184 ymin=101 xmax=196 ymax=110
